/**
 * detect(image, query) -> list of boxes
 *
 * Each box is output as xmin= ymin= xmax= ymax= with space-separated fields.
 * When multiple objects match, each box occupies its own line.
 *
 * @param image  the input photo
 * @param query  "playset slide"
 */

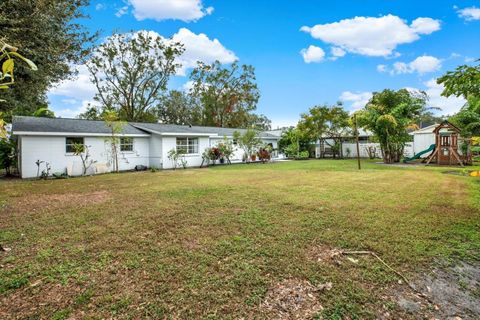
xmin=403 ymin=144 xmax=436 ymax=163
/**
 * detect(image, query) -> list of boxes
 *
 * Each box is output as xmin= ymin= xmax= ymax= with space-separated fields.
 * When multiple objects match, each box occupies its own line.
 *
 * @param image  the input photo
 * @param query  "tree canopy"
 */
xmin=0 ymin=0 xmax=95 ymax=120
xmin=437 ymin=60 xmax=480 ymax=99
xmin=438 ymin=59 xmax=480 ymax=137
xmin=190 ymin=61 xmax=268 ymax=129
xmin=84 ymin=31 xmax=184 ymax=122
xmin=356 ymin=89 xmax=426 ymax=163
xmin=449 ymin=96 xmax=480 ymax=137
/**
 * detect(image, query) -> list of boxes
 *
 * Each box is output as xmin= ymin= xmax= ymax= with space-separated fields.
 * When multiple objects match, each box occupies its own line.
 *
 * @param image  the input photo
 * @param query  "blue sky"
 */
xmin=48 ymin=0 xmax=480 ymax=128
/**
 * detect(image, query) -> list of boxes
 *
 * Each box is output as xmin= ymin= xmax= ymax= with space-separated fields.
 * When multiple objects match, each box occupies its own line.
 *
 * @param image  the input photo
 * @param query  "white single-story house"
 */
xmin=12 ymin=116 xmax=280 ymax=178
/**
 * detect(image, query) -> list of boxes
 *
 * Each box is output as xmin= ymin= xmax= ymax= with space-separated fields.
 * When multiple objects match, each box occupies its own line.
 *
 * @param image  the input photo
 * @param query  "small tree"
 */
xmin=72 ymin=143 xmax=95 ymax=175
xmin=167 ymin=148 xmax=187 ymax=170
xmin=0 ymin=138 xmax=16 ymax=176
xmin=233 ymin=129 xmax=261 ymax=162
xmin=217 ymin=137 xmax=235 ymax=164
xmin=103 ymin=111 xmax=125 ymax=173
xmin=356 ymin=89 xmax=426 ymax=163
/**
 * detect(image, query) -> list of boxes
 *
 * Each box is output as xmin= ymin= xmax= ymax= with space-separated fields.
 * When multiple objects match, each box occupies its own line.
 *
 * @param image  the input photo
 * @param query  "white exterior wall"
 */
xmin=161 ymin=136 xmax=211 ymax=169
xmin=209 ymin=137 xmax=243 ymax=161
xmin=18 ymin=133 xmax=281 ymax=177
xmin=19 ymin=135 xmax=149 ymax=178
xmin=341 ymin=142 xmax=414 ymax=158
xmin=148 ymin=134 xmax=163 ymax=169
xmin=413 ymin=133 xmax=435 ymax=156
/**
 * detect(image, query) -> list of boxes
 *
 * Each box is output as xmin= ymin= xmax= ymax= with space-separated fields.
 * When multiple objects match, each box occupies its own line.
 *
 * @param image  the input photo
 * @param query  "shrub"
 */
xmin=295 ymin=150 xmax=309 ymax=160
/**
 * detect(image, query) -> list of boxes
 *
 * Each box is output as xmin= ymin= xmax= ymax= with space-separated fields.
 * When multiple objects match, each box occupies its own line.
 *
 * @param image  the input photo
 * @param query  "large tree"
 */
xmin=357 ymin=89 xmax=427 ymax=163
xmin=297 ymin=104 xmax=350 ymax=158
xmin=190 ymin=61 xmax=266 ymax=128
xmin=85 ymin=31 xmax=184 ymax=122
xmin=449 ymin=96 xmax=480 ymax=137
xmin=437 ymin=60 xmax=480 ymax=98
xmin=0 ymin=0 xmax=95 ymax=120
xmin=437 ymin=60 xmax=480 ymax=137
xmin=154 ymin=90 xmax=201 ymax=125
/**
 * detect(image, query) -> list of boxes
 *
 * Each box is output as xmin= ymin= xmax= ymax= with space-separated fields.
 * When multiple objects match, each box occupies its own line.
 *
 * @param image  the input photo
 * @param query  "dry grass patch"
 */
xmin=0 ymin=160 xmax=479 ymax=319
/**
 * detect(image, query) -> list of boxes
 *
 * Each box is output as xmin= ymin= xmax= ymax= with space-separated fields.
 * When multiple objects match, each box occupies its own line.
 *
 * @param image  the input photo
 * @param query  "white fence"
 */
xmin=341 ymin=143 xmax=414 ymax=159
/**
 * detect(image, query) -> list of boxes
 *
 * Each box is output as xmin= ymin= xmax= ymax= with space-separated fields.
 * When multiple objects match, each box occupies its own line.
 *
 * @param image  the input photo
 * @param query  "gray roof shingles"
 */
xmin=12 ymin=116 xmax=148 ymax=135
xmin=12 ymin=116 xmax=278 ymax=138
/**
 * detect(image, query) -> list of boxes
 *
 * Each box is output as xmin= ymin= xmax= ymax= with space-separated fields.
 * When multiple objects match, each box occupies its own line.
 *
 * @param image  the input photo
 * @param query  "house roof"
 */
xmin=411 ymin=124 xmax=439 ymax=134
xmin=131 ymin=122 xmax=278 ymax=138
xmin=12 ymin=116 xmax=149 ymax=136
xmin=12 ymin=116 xmax=278 ymax=139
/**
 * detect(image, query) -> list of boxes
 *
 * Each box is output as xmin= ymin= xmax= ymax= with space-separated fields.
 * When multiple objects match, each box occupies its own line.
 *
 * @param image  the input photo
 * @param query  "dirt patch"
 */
xmin=408 ymin=260 xmax=480 ymax=319
xmin=261 ymin=278 xmax=332 ymax=319
xmin=0 ymin=281 xmax=83 ymax=319
xmin=307 ymin=244 xmax=344 ymax=265
xmin=9 ymin=190 xmax=111 ymax=213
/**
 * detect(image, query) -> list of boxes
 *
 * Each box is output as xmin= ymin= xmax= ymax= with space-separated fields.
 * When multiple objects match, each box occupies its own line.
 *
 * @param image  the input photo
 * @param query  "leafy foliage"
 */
xmin=155 ymin=90 xmax=201 ymax=125
xmin=103 ymin=111 xmax=126 ymax=172
xmin=298 ymin=104 xmax=350 ymax=158
xmin=33 ymin=107 xmax=55 ymax=118
xmin=278 ymin=127 xmax=312 ymax=157
xmin=449 ymin=96 xmax=480 ymax=137
xmin=0 ymin=138 xmax=16 ymax=175
xmin=233 ymin=129 xmax=262 ymax=162
xmin=437 ymin=60 xmax=480 ymax=98
xmin=190 ymin=61 xmax=270 ymax=129
xmin=0 ymin=0 xmax=95 ymax=120
xmin=85 ymin=31 xmax=184 ymax=122
xmin=167 ymin=148 xmax=187 ymax=170
xmin=356 ymin=89 xmax=426 ymax=163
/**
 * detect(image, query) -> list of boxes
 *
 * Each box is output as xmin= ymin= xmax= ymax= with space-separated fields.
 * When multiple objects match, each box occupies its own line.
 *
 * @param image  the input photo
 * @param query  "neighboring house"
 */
xmin=12 ymin=116 xmax=280 ymax=178
xmin=410 ymin=124 xmax=438 ymax=156
xmin=315 ymin=129 xmax=376 ymax=158
xmin=315 ymin=129 xmax=415 ymax=159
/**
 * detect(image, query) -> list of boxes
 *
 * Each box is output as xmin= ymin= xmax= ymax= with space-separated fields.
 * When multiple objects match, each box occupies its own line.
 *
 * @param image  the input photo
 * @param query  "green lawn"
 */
xmin=1 ymin=160 xmax=479 ymax=319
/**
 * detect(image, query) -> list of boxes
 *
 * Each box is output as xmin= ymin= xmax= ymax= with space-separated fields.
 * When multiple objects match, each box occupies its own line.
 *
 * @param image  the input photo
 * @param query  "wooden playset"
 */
xmin=425 ymin=121 xmax=472 ymax=166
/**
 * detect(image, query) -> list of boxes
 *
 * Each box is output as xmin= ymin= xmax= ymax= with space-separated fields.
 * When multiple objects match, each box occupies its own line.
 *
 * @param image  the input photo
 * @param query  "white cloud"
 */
xmin=47 ymin=28 xmax=236 ymax=118
xmin=181 ymin=80 xmax=195 ymax=92
xmin=423 ymin=79 xmax=466 ymax=115
xmin=329 ymin=47 xmax=346 ymax=61
xmin=339 ymin=91 xmax=373 ymax=110
xmin=49 ymin=65 xmax=96 ymax=101
xmin=129 ymin=0 xmax=213 ymax=22
xmin=377 ymin=64 xmax=387 ymax=72
xmin=301 ymin=15 xmax=440 ymax=57
xmin=172 ymin=28 xmax=238 ymax=75
xmin=457 ymin=6 xmax=480 ymax=21
xmin=115 ymin=6 xmax=128 ymax=17
xmin=390 ymin=55 xmax=442 ymax=75
xmin=53 ymin=100 xmax=98 ymax=119
xmin=95 ymin=3 xmax=106 ymax=10
xmin=300 ymin=45 xmax=325 ymax=63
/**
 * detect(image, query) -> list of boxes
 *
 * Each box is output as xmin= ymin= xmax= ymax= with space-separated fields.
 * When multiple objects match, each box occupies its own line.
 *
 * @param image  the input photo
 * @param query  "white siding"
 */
xmin=19 ymin=136 xmax=149 ymax=178
xmin=341 ymin=143 xmax=414 ymax=158
xmin=148 ymin=134 xmax=163 ymax=169
xmin=413 ymin=133 xmax=435 ymax=156
xmin=161 ymin=136 xmax=210 ymax=169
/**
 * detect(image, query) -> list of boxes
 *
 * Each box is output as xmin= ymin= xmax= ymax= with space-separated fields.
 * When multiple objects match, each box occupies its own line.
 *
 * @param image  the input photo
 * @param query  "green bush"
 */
xmin=295 ymin=150 xmax=309 ymax=160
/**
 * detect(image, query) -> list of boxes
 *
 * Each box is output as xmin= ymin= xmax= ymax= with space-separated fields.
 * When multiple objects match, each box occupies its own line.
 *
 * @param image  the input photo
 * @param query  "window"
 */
xmin=120 ymin=137 xmax=134 ymax=152
xmin=66 ymin=137 xmax=84 ymax=153
xmin=176 ymin=137 xmax=198 ymax=154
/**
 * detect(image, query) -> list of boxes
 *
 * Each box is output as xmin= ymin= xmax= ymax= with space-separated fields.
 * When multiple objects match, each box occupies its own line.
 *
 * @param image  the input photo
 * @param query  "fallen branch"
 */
xmin=341 ymin=250 xmax=435 ymax=305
